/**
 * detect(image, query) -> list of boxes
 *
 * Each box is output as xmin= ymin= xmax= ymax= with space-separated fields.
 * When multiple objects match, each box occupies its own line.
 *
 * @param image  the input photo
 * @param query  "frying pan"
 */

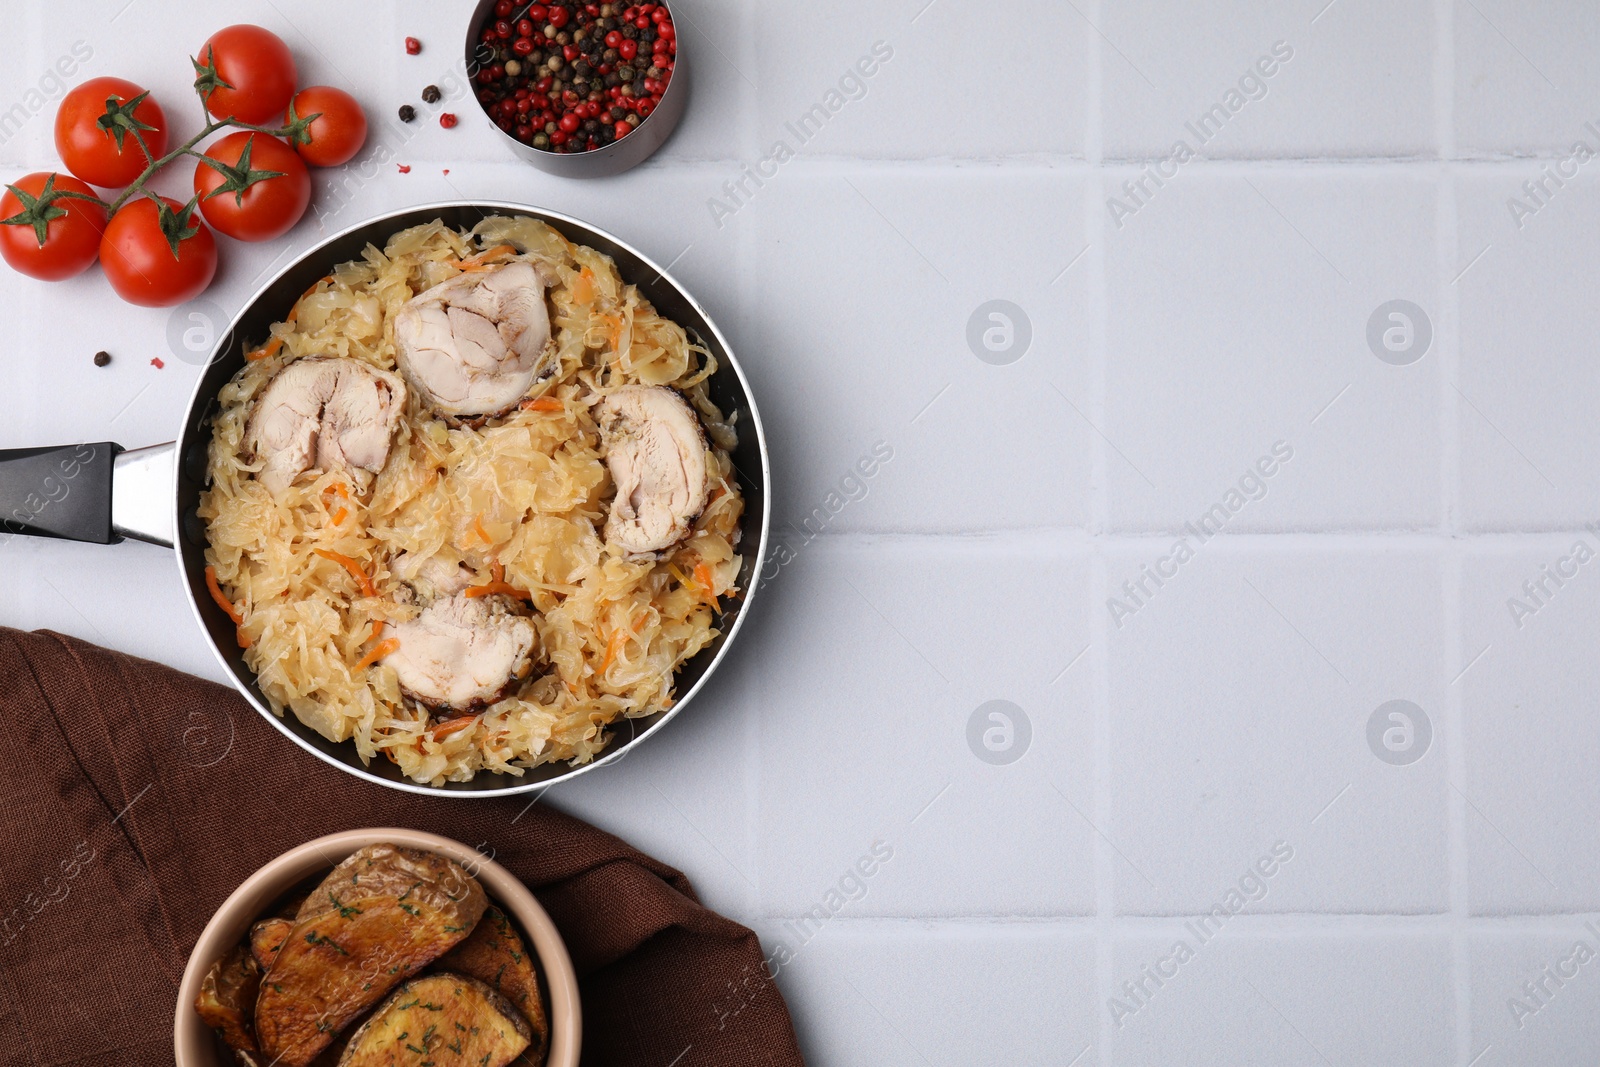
xmin=0 ymin=200 xmax=769 ymax=796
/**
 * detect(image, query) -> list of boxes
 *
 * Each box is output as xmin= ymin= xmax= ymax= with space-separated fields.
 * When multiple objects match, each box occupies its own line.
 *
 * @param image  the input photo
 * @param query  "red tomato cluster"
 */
xmin=0 ymin=25 xmax=368 ymax=308
xmin=473 ymin=1 xmax=676 ymax=153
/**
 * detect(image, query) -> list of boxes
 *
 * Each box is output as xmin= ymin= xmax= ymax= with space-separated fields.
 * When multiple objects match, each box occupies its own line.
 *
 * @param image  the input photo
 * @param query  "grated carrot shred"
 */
xmin=693 ymin=562 xmax=721 ymax=610
xmin=465 ymin=561 xmax=533 ymax=602
xmin=472 ymin=512 xmax=492 ymax=547
xmin=245 ymin=337 xmax=282 ymax=362
xmin=457 ymin=243 xmax=516 ymax=270
xmin=313 ymin=549 xmax=378 ymax=598
xmin=599 ymin=628 xmax=626 ymax=674
xmin=571 ymin=267 xmax=595 ymax=305
xmin=520 ymin=397 xmax=564 ymax=412
xmin=205 ymin=565 xmax=244 ymax=624
xmin=244 ymin=276 xmax=330 ymax=360
xmin=430 ymin=715 xmax=479 ymax=740
xmin=464 ymin=579 xmax=533 ymax=601
xmin=330 ymin=507 xmax=348 ymax=526
xmin=354 ymin=638 xmax=398 ymax=671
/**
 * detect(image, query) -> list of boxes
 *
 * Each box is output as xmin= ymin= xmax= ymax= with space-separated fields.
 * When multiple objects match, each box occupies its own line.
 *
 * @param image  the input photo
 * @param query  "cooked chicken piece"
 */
xmin=598 ymin=386 xmax=710 ymax=555
xmin=391 ymin=550 xmax=475 ymax=599
xmin=393 ymin=261 xmax=555 ymax=418
xmin=245 ymin=356 xmax=406 ymax=498
xmin=382 ymin=592 xmax=536 ymax=710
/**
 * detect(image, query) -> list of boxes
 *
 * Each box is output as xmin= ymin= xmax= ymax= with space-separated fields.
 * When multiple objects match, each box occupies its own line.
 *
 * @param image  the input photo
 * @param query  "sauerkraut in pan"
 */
xmin=200 ymin=216 xmax=743 ymax=785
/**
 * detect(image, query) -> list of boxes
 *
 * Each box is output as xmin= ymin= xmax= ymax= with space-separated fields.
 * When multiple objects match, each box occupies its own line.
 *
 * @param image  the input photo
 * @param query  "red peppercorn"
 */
xmin=614 ymin=120 xmax=631 ymax=138
xmin=605 ymin=30 xmax=622 ymax=48
xmin=517 ymin=18 xmax=534 ymax=36
xmin=548 ymin=5 xmax=569 ymax=28
xmin=618 ymin=39 xmax=638 ymax=60
xmin=513 ymin=36 xmax=534 ymax=55
xmin=559 ymin=112 xmax=580 ymax=132
xmin=586 ymin=3 xmax=601 ymax=14
xmin=635 ymin=16 xmax=649 ymax=29
xmin=530 ymin=4 xmax=548 ymax=17
xmin=405 ymin=36 xmax=422 ymax=54
xmin=657 ymin=21 xmax=674 ymax=39
xmin=440 ymin=112 xmax=459 ymax=128
xmin=551 ymin=129 xmax=569 ymax=145
xmin=563 ymin=44 xmax=579 ymax=60
xmin=517 ymin=124 xmax=533 ymax=139
xmin=495 ymin=0 xmax=513 ymax=14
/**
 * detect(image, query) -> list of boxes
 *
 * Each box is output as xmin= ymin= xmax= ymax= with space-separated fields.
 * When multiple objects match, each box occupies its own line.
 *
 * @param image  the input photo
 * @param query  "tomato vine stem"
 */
xmin=101 ymin=76 xmax=317 ymax=214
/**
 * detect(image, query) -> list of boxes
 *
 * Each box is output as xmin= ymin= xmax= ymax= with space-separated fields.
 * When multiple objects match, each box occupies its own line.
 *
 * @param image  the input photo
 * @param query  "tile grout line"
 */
xmin=1435 ymin=2 xmax=1474 ymax=1062
xmin=814 ymin=913 xmax=1600 ymax=931
xmin=1446 ymin=551 xmax=1475 ymax=1067
xmin=1433 ymin=4 xmax=1465 ymax=1062
xmin=1083 ymin=4 xmax=1111 ymax=1065
xmin=789 ymin=528 xmax=1600 ymax=548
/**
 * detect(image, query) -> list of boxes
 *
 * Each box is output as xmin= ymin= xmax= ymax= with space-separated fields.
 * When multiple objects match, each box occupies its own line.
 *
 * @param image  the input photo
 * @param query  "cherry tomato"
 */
xmin=0 ymin=172 xmax=106 ymax=280
xmin=193 ymin=132 xmax=310 ymax=242
xmin=284 ymin=86 xmax=368 ymax=167
xmin=54 ymin=77 xmax=167 ymax=189
xmin=197 ymin=25 xmax=297 ymax=124
xmin=100 ymin=196 xmax=217 ymax=307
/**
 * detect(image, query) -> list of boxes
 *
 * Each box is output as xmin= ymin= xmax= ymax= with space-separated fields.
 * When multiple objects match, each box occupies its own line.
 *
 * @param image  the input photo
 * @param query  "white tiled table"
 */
xmin=4 ymin=0 xmax=1599 ymax=1063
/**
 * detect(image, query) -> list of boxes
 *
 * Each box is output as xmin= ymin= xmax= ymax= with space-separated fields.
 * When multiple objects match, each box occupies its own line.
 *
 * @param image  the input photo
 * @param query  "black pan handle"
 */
xmin=0 ymin=442 xmax=176 ymax=547
xmin=0 ymin=443 xmax=119 ymax=544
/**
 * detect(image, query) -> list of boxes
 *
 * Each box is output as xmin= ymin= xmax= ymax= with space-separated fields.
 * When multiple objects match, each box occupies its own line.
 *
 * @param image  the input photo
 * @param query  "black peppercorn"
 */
xmin=93 ymin=350 xmax=111 ymax=367
xmin=533 ymin=132 xmax=550 ymax=149
xmin=421 ymin=85 xmax=441 ymax=104
xmin=575 ymin=60 xmax=593 ymax=77
xmin=604 ymin=72 xmax=621 ymax=87
xmin=617 ymin=65 xmax=635 ymax=81
xmin=622 ymin=25 xmax=637 ymax=39
xmin=398 ymin=103 xmax=416 ymax=122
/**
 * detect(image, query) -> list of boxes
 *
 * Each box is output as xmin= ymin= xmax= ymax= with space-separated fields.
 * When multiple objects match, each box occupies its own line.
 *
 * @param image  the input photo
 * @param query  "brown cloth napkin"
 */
xmin=0 ymin=628 xmax=802 ymax=1067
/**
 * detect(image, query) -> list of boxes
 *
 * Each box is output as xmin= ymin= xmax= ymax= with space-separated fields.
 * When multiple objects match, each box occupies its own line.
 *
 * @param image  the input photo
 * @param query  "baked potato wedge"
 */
xmin=251 ymin=917 xmax=295 ymax=971
xmin=255 ymin=844 xmax=489 ymax=1067
xmin=434 ymin=906 xmax=548 ymax=1063
xmin=337 ymin=973 xmax=531 ymax=1067
xmin=195 ymin=941 xmax=262 ymax=1053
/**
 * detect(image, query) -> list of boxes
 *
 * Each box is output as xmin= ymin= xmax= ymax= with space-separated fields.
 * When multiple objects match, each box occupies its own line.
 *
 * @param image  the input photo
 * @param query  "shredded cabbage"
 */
xmin=199 ymin=217 xmax=744 ymax=785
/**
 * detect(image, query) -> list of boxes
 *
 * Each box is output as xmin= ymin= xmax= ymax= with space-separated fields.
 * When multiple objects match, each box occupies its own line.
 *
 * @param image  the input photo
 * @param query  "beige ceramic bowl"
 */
xmin=174 ymin=828 xmax=581 ymax=1067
